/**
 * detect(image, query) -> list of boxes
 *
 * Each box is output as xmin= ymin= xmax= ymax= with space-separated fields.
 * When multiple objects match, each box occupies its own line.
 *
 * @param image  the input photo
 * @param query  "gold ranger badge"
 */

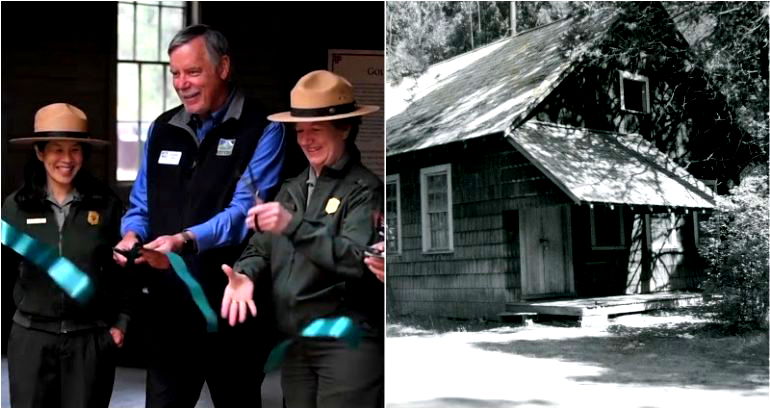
xmin=87 ymin=211 xmax=100 ymax=225
xmin=325 ymin=197 xmax=341 ymax=214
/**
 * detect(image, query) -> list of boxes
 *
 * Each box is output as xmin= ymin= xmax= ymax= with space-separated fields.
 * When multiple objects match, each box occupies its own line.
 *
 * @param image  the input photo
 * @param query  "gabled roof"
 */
xmin=386 ymin=9 xmax=618 ymax=155
xmin=507 ymin=121 xmax=715 ymax=209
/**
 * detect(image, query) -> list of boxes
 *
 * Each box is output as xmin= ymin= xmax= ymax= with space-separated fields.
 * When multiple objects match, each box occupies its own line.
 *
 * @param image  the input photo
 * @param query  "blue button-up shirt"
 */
xmin=120 ymin=92 xmax=285 ymax=252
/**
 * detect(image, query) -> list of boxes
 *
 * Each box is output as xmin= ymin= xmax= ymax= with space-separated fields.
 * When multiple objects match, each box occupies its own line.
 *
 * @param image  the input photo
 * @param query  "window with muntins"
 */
xmin=117 ymin=1 xmax=186 ymax=181
xmin=420 ymin=164 xmax=453 ymax=252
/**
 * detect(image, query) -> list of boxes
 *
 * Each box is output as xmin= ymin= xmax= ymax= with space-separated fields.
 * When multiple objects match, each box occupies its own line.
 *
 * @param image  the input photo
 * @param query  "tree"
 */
xmin=700 ymin=165 xmax=769 ymax=332
xmin=387 ymin=1 xmax=570 ymax=83
xmin=386 ymin=1 xmax=459 ymax=83
xmin=667 ymin=1 xmax=769 ymax=162
xmin=514 ymin=1 xmax=572 ymax=32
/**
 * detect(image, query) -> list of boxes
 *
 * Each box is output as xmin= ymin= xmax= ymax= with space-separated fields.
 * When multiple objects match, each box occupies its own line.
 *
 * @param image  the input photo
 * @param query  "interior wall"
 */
xmin=1 ymin=1 xmax=118 ymax=355
xmin=200 ymin=1 xmax=385 ymax=178
xmin=1 ymin=1 xmax=118 ymax=200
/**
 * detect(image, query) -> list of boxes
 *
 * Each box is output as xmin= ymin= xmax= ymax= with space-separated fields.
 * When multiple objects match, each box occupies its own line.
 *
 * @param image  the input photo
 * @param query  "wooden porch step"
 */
xmin=498 ymin=311 xmax=537 ymax=325
xmin=504 ymin=292 xmax=703 ymax=327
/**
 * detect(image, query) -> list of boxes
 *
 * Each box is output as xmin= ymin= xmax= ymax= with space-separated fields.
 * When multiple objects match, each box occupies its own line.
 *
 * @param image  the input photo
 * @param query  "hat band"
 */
xmin=34 ymin=131 xmax=90 ymax=139
xmin=290 ymin=102 xmax=356 ymax=118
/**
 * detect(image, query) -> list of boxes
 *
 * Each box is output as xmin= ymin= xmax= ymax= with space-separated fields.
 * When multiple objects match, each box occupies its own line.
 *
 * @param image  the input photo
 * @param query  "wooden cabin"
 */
xmin=385 ymin=4 xmax=744 ymax=319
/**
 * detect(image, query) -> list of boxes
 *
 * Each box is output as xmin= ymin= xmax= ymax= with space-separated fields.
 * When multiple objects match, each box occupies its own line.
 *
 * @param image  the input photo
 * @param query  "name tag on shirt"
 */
xmin=26 ymin=218 xmax=47 ymax=225
xmin=158 ymin=150 xmax=182 ymax=165
xmin=216 ymin=139 xmax=235 ymax=156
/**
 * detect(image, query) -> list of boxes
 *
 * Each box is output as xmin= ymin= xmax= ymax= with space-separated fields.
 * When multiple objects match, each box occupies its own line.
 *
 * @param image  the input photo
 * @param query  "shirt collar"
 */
xmin=191 ymin=88 xmax=236 ymax=128
xmin=45 ymin=188 xmax=80 ymax=207
xmin=310 ymin=150 xmax=351 ymax=179
xmin=329 ymin=150 xmax=351 ymax=172
xmin=168 ymin=87 xmax=245 ymax=136
xmin=307 ymin=166 xmax=318 ymax=185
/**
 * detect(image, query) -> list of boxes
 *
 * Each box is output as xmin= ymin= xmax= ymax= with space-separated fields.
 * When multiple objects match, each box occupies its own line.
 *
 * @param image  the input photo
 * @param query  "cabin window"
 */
xmin=420 ymin=164 xmax=454 ymax=253
xmin=386 ymin=174 xmax=402 ymax=254
xmin=590 ymin=205 xmax=625 ymax=249
xmin=116 ymin=1 xmax=187 ymax=181
xmin=619 ymin=71 xmax=650 ymax=114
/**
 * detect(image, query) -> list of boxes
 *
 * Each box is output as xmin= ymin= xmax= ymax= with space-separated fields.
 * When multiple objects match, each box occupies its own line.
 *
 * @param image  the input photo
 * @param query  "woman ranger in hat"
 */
xmin=1 ymin=103 xmax=131 ymax=407
xmin=220 ymin=70 xmax=384 ymax=407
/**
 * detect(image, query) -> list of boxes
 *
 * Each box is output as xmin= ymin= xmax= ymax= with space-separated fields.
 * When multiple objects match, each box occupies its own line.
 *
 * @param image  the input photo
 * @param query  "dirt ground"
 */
xmin=385 ymin=308 xmax=769 ymax=408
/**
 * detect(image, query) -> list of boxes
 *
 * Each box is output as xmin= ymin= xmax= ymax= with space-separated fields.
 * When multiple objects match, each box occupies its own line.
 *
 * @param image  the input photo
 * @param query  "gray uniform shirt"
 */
xmin=46 ymin=189 xmax=80 ymax=230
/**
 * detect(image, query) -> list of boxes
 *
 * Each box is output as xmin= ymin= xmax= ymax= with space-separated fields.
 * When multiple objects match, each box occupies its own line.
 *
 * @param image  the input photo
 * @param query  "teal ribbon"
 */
xmin=301 ymin=316 xmax=360 ymax=344
xmin=1 ymin=220 xmax=94 ymax=303
xmin=264 ymin=316 xmax=361 ymax=372
xmin=166 ymin=252 xmax=219 ymax=333
xmin=264 ymin=340 xmax=292 ymax=372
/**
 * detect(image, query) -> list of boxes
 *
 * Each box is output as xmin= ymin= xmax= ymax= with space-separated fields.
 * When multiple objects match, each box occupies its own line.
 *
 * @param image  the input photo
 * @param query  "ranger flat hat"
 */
xmin=10 ymin=103 xmax=109 ymax=146
xmin=267 ymin=70 xmax=379 ymax=122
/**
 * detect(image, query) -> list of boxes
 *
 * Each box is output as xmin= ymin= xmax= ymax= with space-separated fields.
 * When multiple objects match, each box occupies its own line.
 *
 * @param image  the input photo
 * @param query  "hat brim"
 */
xmin=10 ymin=136 xmax=110 ymax=146
xmin=267 ymin=105 xmax=379 ymax=123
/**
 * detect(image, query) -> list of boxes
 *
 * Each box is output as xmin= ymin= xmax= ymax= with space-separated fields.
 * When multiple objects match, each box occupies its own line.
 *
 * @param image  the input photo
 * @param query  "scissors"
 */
xmin=364 ymin=248 xmax=384 ymax=259
xmin=113 ymin=242 xmax=143 ymax=265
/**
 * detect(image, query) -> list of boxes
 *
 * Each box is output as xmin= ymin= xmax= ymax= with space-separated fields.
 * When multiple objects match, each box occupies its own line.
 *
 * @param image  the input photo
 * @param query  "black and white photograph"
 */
xmin=385 ymin=1 xmax=768 ymax=407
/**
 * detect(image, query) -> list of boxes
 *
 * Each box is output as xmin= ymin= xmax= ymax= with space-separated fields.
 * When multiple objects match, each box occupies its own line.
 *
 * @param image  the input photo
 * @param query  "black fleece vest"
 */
xmin=146 ymin=101 xmax=267 ymax=238
xmin=145 ymin=100 xmax=269 ymax=321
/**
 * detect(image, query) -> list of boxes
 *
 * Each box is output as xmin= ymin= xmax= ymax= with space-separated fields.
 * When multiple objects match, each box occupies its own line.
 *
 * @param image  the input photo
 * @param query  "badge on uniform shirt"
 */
xmin=158 ymin=150 xmax=182 ymax=165
xmin=216 ymin=139 xmax=235 ymax=156
xmin=87 ymin=211 xmax=100 ymax=226
xmin=26 ymin=218 xmax=46 ymax=225
xmin=325 ymin=197 xmax=341 ymax=214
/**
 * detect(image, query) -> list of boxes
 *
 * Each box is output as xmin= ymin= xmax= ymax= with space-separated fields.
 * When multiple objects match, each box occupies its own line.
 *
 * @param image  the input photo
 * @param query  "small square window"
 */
xmin=619 ymin=71 xmax=650 ymax=114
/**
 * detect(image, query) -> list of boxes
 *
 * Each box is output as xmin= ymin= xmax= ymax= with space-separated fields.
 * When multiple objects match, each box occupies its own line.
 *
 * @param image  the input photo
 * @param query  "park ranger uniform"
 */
xmin=236 ymin=147 xmax=384 ymax=407
xmin=2 ymin=185 xmax=129 ymax=407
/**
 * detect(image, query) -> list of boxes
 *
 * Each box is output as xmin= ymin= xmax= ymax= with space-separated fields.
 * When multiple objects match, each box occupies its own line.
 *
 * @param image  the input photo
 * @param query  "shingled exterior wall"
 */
xmin=387 ymin=136 xmax=572 ymax=319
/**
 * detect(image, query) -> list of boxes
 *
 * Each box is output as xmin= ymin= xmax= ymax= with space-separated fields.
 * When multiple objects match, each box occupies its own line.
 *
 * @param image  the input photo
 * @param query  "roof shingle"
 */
xmin=386 ymin=9 xmax=617 ymax=155
xmin=507 ymin=121 xmax=715 ymax=208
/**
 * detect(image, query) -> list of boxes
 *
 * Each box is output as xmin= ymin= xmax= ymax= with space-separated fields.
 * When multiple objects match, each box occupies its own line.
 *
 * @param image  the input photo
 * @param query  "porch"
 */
xmin=503 ymin=292 xmax=704 ymax=327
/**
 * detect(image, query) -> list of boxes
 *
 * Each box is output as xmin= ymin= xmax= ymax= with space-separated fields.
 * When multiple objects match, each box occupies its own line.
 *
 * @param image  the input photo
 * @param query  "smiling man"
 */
xmin=114 ymin=24 xmax=284 ymax=407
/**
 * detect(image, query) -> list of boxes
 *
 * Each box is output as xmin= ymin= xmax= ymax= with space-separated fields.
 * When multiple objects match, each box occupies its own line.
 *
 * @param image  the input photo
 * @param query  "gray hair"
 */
xmin=168 ymin=24 xmax=230 ymax=69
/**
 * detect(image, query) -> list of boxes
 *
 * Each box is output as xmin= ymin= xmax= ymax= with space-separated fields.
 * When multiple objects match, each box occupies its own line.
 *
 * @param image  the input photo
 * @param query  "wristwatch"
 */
xmin=180 ymin=230 xmax=198 ymax=255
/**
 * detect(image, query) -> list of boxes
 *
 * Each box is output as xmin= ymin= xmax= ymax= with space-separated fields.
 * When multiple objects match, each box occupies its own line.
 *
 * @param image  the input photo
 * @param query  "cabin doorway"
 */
xmin=519 ymin=205 xmax=575 ymax=298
